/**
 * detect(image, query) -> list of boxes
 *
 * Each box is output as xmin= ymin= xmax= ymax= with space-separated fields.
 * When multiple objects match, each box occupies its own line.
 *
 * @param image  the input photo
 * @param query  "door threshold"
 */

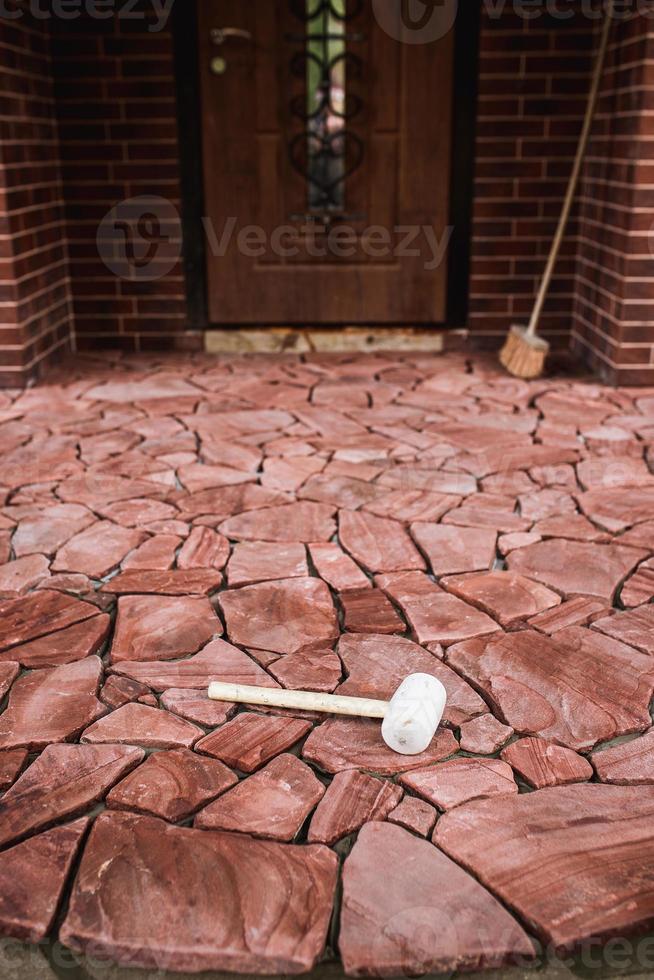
xmin=204 ymin=326 xmax=465 ymax=356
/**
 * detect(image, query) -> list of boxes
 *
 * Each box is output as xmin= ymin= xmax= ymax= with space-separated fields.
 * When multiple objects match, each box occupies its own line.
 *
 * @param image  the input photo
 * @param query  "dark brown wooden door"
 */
xmin=198 ymin=0 xmax=453 ymax=324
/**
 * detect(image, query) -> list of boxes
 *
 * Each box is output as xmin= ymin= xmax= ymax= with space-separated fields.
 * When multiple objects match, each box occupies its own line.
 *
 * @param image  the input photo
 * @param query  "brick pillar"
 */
xmin=573 ymin=11 xmax=654 ymax=385
xmin=0 ymin=11 xmax=72 ymax=388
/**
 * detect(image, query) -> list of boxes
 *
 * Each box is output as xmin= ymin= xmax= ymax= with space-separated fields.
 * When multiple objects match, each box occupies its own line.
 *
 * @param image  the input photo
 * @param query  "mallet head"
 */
xmin=381 ymin=673 xmax=447 ymax=756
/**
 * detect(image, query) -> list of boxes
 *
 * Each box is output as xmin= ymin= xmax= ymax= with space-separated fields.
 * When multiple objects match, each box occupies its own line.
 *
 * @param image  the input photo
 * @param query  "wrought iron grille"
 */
xmin=287 ymin=0 xmax=365 ymax=214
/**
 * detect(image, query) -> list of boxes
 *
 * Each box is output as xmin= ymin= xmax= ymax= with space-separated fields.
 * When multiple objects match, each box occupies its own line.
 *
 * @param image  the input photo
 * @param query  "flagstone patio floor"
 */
xmin=1 ymin=348 xmax=654 ymax=977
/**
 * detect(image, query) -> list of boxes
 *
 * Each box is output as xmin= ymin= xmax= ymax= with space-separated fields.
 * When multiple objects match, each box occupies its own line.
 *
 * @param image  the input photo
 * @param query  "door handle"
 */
xmin=211 ymin=27 xmax=254 ymax=45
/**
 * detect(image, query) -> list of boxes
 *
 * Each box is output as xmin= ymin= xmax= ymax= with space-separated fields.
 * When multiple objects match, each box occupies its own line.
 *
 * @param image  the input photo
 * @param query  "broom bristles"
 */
xmin=500 ymin=325 xmax=550 ymax=380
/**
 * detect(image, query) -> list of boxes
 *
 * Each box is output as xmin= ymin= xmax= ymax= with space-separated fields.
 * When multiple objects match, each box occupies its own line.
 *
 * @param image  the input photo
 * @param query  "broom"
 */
xmin=500 ymin=1 xmax=614 ymax=379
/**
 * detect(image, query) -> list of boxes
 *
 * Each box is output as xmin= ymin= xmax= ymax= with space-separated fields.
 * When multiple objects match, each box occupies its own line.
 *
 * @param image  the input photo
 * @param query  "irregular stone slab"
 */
xmin=100 ymin=568 xmax=222 ymax=595
xmin=262 ymin=455 xmax=326 ymax=493
xmin=299 ymin=473 xmax=385 ymax=511
xmin=107 ymin=748 xmax=237 ymax=821
xmin=592 ymin=604 xmax=654 ymax=655
xmin=378 ymin=464 xmax=476 ymax=495
xmin=226 ymin=541 xmax=308 ymax=586
xmin=340 ymin=822 xmax=534 ymax=977
xmin=578 ymin=486 xmax=654 ymax=533
xmin=109 ymin=594 xmax=221 ymax=663
xmin=196 ymin=712 xmax=312 ymax=772
xmin=459 ymin=714 xmax=514 ymax=754
xmin=364 ymin=489 xmax=461 ymax=523
xmin=591 ymin=730 xmax=654 ymax=784
xmin=308 ymin=542 xmax=370 ymax=592
xmin=0 ymin=589 xmax=99 ymax=652
xmin=0 ymin=661 xmax=19 ymax=700
xmin=532 ymin=513 xmax=609 ymax=543
xmin=400 ymin=758 xmax=517 ymax=810
xmin=377 ymin=571 xmax=500 ymax=646
xmin=0 ymin=743 xmax=144 ymax=849
xmin=617 ymin=520 xmax=654 ymax=550
xmin=81 ymin=702 xmax=203 ymax=750
xmin=177 ymin=484 xmax=290 ymax=522
xmin=84 ymin=375 xmax=202 ymax=402
xmin=110 ymin=639 xmax=278 ymax=691
xmin=100 ymin=675 xmax=156 ymax=710
xmin=528 ymin=596 xmax=608 ymax=634
xmin=498 ymin=531 xmax=542 ymax=555
xmin=501 ymin=737 xmax=593 ymax=788
xmin=0 ymin=658 xmax=106 ymax=751
xmin=196 ymin=753 xmax=325 ymax=841
xmin=219 ymin=577 xmax=338 ymax=656
xmin=435 ymin=784 xmax=654 ymax=951
xmin=52 ymin=521 xmax=147 ymax=578
xmin=447 ymin=628 xmax=654 ymax=751
xmin=307 ymin=769 xmax=402 ymax=845
xmin=0 ymin=554 xmax=50 ymax=598
xmin=99 ymin=497 xmax=178 ymax=528
xmin=339 ymin=510 xmax=425 ymax=574
xmin=176 ymin=526 xmax=230 ymax=570
xmin=12 ymin=504 xmax=95 ymax=557
xmin=178 ymin=462 xmax=256 ymax=493
xmin=518 ymin=488 xmax=576 ymax=522
xmin=443 ymin=570 xmax=560 ymax=628
xmin=387 ymin=796 xmax=437 ymax=838
xmin=60 ymin=810 xmax=338 ymax=974
xmin=0 ymin=748 xmax=28 ymax=791
xmin=161 ymin=688 xmax=237 ymax=727
xmin=336 ymin=633 xmax=488 ymax=727
xmin=220 ymin=501 xmax=336 ymax=543
xmin=507 ymin=538 xmax=646 ymax=602
xmin=120 ymin=534 xmax=180 ymax=571
xmin=269 ymin=647 xmax=342 ymax=693
xmin=577 ymin=455 xmax=654 ymax=490
xmin=410 ymin=523 xmax=497 ymax=576
xmin=0 ymin=817 xmax=90 ymax=943
xmin=621 ymin=558 xmax=654 ymax=607
xmin=303 ymin=717 xmax=458 ymax=776
xmin=340 ymin=588 xmax=405 ymax=634
xmin=1 ymin=614 xmax=110 ymax=668
xmin=442 ymin=494 xmax=531 ymax=534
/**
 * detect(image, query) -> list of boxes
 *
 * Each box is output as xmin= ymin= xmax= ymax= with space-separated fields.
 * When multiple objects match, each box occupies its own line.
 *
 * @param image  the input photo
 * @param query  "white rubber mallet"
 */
xmin=208 ymin=673 xmax=447 ymax=756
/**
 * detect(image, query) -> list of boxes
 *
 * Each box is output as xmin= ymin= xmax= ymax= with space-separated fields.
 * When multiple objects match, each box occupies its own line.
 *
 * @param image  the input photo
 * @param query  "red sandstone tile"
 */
xmin=410 ymin=523 xmax=497 ymax=576
xmin=0 ymin=554 xmax=50 ymax=597
xmin=577 ymin=455 xmax=654 ymax=490
xmin=0 ymin=614 xmax=110 ymax=668
xmin=498 ymin=531 xmax=542 ymax=555
xmin=219 ymin=501 xmax=336 ymax=543
xmin=225 ymin=541 xmax=308 ymax=586
xmin=178 ymin=463 xmax=257 ymax=493
xmin=518 ymin=488 xmax=576 ymax=522
xmin=308 ymin=542 xmax=370 ymax=592
xmin=100 ymin=675 xmax=156 ymax=710
xmin=339 ymin=510 xmax=425 ymax=574
xmin=107 ymin=748 xmax=237 ymax=821
xmin=307 ymin=769 xmax=402 ymax=845
xmin=0 ymin=748 xmax=28 ymax=791
xmin=501 ymin=737 xmax=593 ymax=788
xmin=160 ymin=688 xmax=236 ymax=726
xmin=441 ymin=494 xmax=532 ymax=534
xmin=0 ymin=744 xmax=144 ymax=849
xmin=577 ymin=486 xmax=654 ymax=533
xmin=387 ymin=796 xmax=437 ymax=837
xmin=528 ymin=596 xmax=608 ymax=634
xmin=0 ymin=817 xmax=90 ymax=943
xmin=52 ymin=520 xmax=147 ymax=578
xmin=82 ymin=702 xmax=203 ymax=750
xmin=592 ymin=605 xmax=654 ymax=655
xmin=459 ymin=714 xmax=514 ymax=754
xmin=12 ymin=503 xmax=95 ymax=557
xmin=0 ymin=589 xmax=99 ymax=652
xmin=196 ymin=712 xmax=312 ymax=772
xmin=269 ymin=647 xmax=342 ymax=693
xmin=99 ymin=498 xmax=179 ymax=528
xmin=340 ymin=588 xmax=405 ymax=634
xmin=435 ymin=784 xmax=654 ymax=951
xmin=591 ymin=729 xmax=654 ymax=784
xmin=176 ymin=526 xmax=229 ymax=570
xmin=109 ymin=594 xmax=221 ymax=663
xmin=0 ymin=657 xmax=106 ymax=751
xmin=401 ymin=758 xmax=517 ymax=810
xmin=100 ymin=568 xmax=222 ymax=595
xmin=195 ymin=753 xmax=325 ymax=841
xmin=110 ymin=639 xmax=278 ymax=692
xmin=177 ymin=484 xmax=290 ymax=522
xmin=58 ymin=474 xmax=168 ymax=509
xmin=442 ymin=570 xmax=560 ymax=628
xmin=621 ymin=558 xmax=654 ymax=607
xmin=302 ymin=717 xmax=458 ymax=776
xmin=219 ymin=577 xmax=338 ymax=655
xmin=0 ymin=661 xmax=19 ymax=700
xmin=616 ymin=520 xmax=654 ymax=550
xmin=447 ymin=628 xmax=654 ymax=751
xmin=60 ymin=810 xmax=338 ymax=974
xmin=260 ymin=456 xmax=326 ymax=492
xmin=340 ymin=823 xmax=533 ymax=976
xmin=363 ymin=489 xmax=461 ymax=522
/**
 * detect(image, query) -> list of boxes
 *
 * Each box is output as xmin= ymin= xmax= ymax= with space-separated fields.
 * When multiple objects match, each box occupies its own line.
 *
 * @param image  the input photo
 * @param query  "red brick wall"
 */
xmin=0 ymin=12 xmax=73 ymax=387
xmin=572 ymin=12 xmax=654 ymax=385
xmin=467 ymin=3 xmax=596 ymax=351
xmin=50 ymin=8 xmax=190 ymax=353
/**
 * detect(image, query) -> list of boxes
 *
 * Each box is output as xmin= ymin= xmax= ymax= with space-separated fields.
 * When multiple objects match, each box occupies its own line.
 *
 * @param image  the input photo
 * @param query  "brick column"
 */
xmin=572 ymin=11 xmax=654 ymax=385
xmin=0 ymin=11 xmax=73 ymax=388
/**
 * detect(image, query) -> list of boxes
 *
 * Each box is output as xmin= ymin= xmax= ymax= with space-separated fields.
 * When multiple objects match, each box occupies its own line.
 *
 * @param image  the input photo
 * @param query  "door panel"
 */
xmin=199 ymin=0 xmax=453 ymax=324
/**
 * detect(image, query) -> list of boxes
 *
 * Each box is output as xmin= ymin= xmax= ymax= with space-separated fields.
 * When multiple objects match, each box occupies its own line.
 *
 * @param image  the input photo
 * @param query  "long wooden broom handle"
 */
xmin=526 ymin=3 xmax=614 ymax=339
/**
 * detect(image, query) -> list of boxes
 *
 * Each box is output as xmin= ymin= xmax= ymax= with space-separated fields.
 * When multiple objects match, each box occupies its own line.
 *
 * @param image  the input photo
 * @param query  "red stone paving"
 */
xmin=1 ymin=351 xmax=654 ymax=973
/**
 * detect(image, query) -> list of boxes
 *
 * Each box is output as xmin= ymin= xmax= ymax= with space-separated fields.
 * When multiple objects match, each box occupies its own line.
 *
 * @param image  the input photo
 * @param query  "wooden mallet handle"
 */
xmin=208 ymin=681 xmax=388 ymax=718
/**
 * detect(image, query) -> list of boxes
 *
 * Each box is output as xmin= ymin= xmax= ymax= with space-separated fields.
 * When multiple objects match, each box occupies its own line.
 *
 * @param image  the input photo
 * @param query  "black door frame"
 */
xmin=172 ymin=0 xmax=481 ymax=331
